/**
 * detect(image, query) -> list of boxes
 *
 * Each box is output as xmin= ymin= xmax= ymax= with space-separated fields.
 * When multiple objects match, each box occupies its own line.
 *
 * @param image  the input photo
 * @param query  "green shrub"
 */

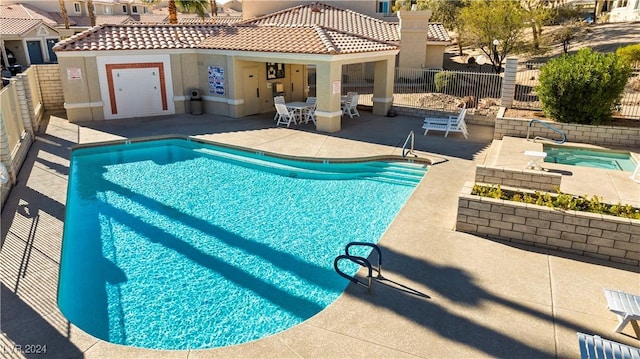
xmin=536 ymin=48 xmax=631 ymax=125
xmin=616 ymin=44 xmax=640 ymax=68
xmin=434 ymin=71 xmax=457 ymax=94
xmin=471 ymin=184 xmax=640 ymax=219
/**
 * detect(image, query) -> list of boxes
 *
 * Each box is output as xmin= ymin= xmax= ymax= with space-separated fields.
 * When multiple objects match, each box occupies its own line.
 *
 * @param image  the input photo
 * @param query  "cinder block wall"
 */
xmin=494 ymin=117 xmax=640 ymax=147
xmin=456 ymin=182 xmax=640 ymax=268
xmin=35 ymin=64 xmax=64 ymax=111
xmin=475 ymin=165 xmax=562 ymax=192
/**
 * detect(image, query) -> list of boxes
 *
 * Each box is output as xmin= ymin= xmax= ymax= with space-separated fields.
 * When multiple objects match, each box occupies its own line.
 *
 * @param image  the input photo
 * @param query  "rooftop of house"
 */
xmin=53 ymin=23 xmax=399 ymax=55
xmin=0 ymin=17 xmax=46 ymax=36
xmin=0 ymin=3 xmax=59 ymax=26
xmin=239 ymin=2 xmax=451 ymax=43
xmin=1 ymin=1 xmax=450 ymax=45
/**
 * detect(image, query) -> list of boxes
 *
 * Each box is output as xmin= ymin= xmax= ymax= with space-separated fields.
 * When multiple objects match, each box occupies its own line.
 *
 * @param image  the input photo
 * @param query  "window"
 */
xmin=122 ymin=5 xmax=127 ymax=13
xmin=377 ymin=0 xmax=390 ymax=13
xmin=103 ymin=5 xmax=111 ymax=14
xmin=142 ymin=7 xmax=148 ymax=14
xmin=73 ymin=2 xmax=81 ymax=13
xmin=131 ymin=5 xmax=138 ymax=14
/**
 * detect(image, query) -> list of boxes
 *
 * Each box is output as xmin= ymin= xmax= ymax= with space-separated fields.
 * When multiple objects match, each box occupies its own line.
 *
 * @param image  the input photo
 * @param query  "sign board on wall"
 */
xmin=332 ymin=80 xmax=341 ymax=94
xmin=67 ymin=67 xmax=82 ymax=80
xmin=208 ymin=65 xmax=224 ymax=95
xmin=266 ymin=62 xmax=285 ymax=80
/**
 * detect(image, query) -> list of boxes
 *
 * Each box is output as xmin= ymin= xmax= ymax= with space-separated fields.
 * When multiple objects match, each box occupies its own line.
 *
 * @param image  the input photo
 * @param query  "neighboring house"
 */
xmin=0 ymin=17 xmax=61 ymax=68
xmin=607 ymin=0 xmax=640 ymax=21
xmin=595 ymin=0 xmax=640 ymax=21
xmin=241 ymin=0 xmax=401 ymax=20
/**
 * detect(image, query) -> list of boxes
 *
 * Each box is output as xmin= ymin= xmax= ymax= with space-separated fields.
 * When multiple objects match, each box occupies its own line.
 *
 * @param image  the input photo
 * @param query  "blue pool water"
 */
xmin=58 ymin=138 xmax=426 ymax=350
xmin=543 ymin=145 xmax=637 ymax=171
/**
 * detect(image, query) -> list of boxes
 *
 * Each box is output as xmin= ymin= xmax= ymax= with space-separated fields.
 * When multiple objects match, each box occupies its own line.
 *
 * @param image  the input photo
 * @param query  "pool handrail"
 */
xmin=334 ymin=255 xmax=373 ymax=294
xmin=402 ymin=131 xmax=417 ymax=158
xmin=345 ymin=242 xmax=382 ymax=278
xmin=527 ymin=119 xmax=567 ymax=144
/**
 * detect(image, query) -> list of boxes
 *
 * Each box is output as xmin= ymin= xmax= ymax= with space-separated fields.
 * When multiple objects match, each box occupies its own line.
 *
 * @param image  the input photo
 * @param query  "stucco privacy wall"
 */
xmin=0 ymin=65 xmax=58 ymax=206
xmin=456 ymin=182 xmax=640 ymax=268
xmin=495 ymin=117 xmax=640 ymax=147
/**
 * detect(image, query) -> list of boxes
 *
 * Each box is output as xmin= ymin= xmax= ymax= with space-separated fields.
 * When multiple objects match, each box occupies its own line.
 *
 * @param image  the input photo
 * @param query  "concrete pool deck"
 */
xmin=1 ymin=110 xmax=639 ymax=358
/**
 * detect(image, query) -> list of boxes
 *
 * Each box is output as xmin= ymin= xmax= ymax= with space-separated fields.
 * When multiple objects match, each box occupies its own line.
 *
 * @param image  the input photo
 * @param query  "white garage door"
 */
xmin=111 ymin=67 xmax=164 ymax=118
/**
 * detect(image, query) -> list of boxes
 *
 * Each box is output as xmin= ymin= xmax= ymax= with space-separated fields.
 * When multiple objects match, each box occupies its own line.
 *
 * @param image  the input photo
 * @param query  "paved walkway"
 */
xmin=1 ymin=110 xmax=639 ymax=358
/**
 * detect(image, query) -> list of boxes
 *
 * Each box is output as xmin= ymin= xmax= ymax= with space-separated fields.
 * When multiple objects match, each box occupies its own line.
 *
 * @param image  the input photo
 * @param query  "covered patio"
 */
xmin=54 ymin=23 xmax=398 ymax=133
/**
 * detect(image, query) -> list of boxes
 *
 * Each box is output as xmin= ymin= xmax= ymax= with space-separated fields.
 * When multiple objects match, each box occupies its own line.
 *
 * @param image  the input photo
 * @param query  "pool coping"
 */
xmin=70 ymin=134 xmax=434 ymax=166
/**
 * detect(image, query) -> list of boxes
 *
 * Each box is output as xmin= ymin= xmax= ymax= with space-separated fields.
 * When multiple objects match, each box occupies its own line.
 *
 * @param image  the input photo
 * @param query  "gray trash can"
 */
xmin=190 ymin=89 xmax=202 ymax=115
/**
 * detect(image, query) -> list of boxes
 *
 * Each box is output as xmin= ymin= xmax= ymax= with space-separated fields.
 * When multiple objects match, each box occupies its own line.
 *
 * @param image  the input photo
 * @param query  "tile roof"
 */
xmin=428 ymin=23 xmax=451 ymax=42
xmin=177 ymin=15 xmax=243 ymax=25
xmin=0 ymin=17 xmax=43 ymax=36
xmin=239 ymin=2 xmax=400 ymax=42
xmin=197 ymin=24 xmax=399 ymax=54
xmin=53 ymin=23 xmax=399 ymax=55
xmin=238 ymin=1 xmax=450 ymax=44
xmin=0 ymin=3 xmax=59 ymax=26
xmin=53 ymin=24 xmax=221 ymax=51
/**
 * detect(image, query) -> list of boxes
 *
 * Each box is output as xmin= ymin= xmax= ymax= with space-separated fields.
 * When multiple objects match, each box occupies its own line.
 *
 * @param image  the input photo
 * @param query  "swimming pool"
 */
xmin=543 ymin=145 xmax=637 ymax=171
xmin=58 ymin=137 xmax=427 ymax=350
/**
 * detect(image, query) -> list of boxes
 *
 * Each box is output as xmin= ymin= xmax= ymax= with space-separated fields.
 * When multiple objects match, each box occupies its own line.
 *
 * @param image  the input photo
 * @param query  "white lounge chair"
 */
xmin=275 ymin=103 xmax=297 ymax=127
xmin=341 ymin=93 xmax=360 ymax=118
xmin=604 ymin=289 xmax=640 ymax=336
xmin=422 ymin=106 xmax=469 ymax=139
xmin=577 ymin=332 xmax=640 ymax=359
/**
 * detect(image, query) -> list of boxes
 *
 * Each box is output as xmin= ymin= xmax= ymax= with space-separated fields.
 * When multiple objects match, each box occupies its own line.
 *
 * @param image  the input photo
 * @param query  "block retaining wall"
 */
xmin=456 ymin=182 xmax=640 ymax=268
xmin=475 ymin=164 xmax=562 ymax=192
xmin=494 ymin=116 xmax=640 ymax=147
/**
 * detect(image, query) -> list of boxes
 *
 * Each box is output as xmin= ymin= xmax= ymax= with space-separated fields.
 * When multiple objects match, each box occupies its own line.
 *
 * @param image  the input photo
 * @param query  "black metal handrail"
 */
xmin=334 ymin=255 xmax=373 ymax=294
xmin=345 ymin=242 xmax=382 ymax=278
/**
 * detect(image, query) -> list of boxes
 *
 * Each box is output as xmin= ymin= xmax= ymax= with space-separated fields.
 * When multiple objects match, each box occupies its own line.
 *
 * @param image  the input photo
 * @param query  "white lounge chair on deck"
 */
xmin=577 ymin=332 xmax=640 ymax=359
xmin=604 ymin=289 xmax=640 ymax=336
xmin=422 ymin=106 xmax=469 ymax=139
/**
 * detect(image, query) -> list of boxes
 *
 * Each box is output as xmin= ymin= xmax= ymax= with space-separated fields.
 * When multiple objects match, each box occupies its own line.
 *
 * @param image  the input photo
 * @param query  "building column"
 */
xmin=314 ymin=61 xmax=343 ymax=133
xmin=372 ymin=58 xmax=395 ymax=116
xmin=397 ymin=10 xmax=431 ymax=69
xmin=500 ymin=57 xmax=518 ymax=108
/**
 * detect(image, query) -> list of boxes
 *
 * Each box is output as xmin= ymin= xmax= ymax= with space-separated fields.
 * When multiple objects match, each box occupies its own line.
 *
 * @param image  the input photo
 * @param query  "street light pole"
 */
xmin=493 ymin=39 xmax=500 ymax=73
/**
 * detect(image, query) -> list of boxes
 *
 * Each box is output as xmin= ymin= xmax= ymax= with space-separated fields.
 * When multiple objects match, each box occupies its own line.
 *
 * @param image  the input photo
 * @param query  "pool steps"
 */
xmin=192 ymin=147 xmax=427 ymax=186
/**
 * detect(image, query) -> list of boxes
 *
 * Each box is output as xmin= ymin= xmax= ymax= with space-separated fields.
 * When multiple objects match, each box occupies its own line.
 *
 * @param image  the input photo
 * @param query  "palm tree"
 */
xmin=88 ymin=0 xmax=96 ymax=27
xmin=58 ymin=0 xmax=69 ymax=29
xmin=210 ymin=0 xmax=218 ymax=17
xmin=168 ymin=0 xmax=209 ymax=24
